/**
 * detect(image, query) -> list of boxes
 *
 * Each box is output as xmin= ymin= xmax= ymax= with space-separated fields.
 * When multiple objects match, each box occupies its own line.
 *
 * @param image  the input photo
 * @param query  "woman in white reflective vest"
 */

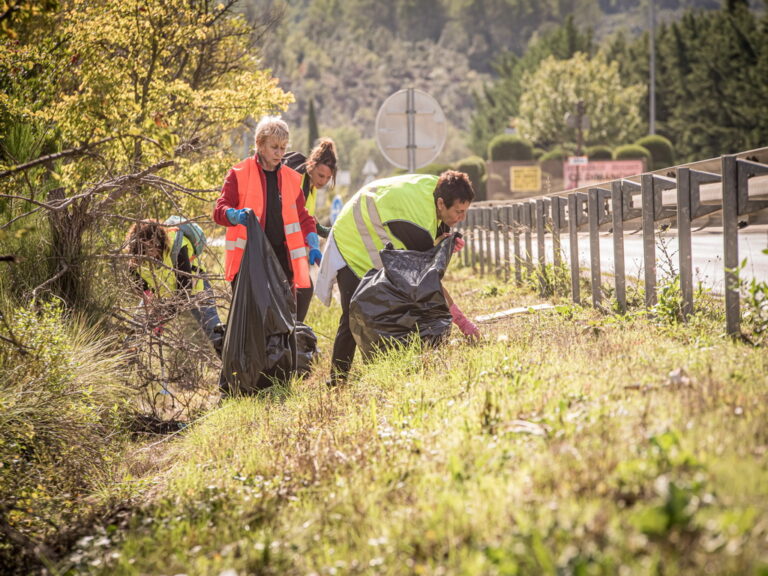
xmin=126 ymin=219 xmax=224 ymax=356
xmin=316 ymin=170 xmax=480 ymax=385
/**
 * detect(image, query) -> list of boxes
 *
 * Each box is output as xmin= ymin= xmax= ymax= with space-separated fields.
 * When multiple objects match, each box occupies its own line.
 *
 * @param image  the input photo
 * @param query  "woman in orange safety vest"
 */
xmin=213 ymin=116 xmax=320 ymax=296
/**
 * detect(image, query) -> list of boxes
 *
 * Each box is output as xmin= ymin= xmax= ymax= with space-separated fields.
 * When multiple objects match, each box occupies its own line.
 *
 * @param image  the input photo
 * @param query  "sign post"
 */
xmin=375 ymin=88 xmax=447 ymax=171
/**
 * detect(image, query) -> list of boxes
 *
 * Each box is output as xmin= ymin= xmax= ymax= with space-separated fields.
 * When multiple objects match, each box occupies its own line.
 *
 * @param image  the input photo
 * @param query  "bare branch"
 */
xmin=0 ymin=137 xmax=118 ymax=179
xmin=31 ymin=261 xmax=69 ymax=301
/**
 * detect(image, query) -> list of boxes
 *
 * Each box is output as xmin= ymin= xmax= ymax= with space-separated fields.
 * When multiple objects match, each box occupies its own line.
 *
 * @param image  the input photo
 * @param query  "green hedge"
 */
xmin=613 ymin=144 xmax=651 ymax=164
xmin=586 ymin=145 xmax=612 ymax=161
xmin=634 ymin=135 xmax=674 ymax=170
xmin=455 ymin=155 xmax=487 ymax=201
xmin=487 ymin=134 xmax=534 ymax=162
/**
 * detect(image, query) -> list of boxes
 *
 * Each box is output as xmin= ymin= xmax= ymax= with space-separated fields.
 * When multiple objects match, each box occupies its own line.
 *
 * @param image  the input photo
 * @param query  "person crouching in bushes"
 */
xmin=125 ymin=219 xmax=224 ymax=357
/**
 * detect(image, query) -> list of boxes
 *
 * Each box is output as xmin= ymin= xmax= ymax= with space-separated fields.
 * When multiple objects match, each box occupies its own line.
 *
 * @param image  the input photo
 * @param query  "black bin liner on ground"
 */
xmin=221 ymin=214 xmax=306 ymax=394
xmin=349 ymin=232 xmax=458 ymax=359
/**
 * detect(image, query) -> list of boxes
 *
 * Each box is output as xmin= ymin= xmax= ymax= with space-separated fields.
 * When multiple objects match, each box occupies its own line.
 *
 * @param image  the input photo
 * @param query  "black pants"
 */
xmin=330 ymin=265 xmax=362 ymax=383
xmin=296 ymin=280 xmax=314 ymax=323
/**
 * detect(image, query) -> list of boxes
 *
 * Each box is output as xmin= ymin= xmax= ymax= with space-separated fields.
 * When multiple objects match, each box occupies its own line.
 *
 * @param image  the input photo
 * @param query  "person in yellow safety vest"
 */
xmin=213 ymin=116 xmax=319 ymax=298
xmin=283 ymin=137 xmax=339 ymax=322
xmin=315 ymin=170 xmax=480 ymax=386
xmin=126 ymin=219 xmax=224 ymax=356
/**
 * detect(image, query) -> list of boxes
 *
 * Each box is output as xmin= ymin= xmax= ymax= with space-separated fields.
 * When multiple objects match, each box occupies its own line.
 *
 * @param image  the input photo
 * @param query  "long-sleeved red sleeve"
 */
xmin=213 ymin=168 xmax=240 ymax=227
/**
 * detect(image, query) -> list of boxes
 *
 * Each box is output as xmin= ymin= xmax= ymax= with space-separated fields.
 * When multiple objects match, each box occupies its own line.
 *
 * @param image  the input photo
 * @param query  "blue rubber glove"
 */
xmin=306 ymin=232 xmax=322 ymax=265
xmin=226 ymin=207 xmax=252 ymax=226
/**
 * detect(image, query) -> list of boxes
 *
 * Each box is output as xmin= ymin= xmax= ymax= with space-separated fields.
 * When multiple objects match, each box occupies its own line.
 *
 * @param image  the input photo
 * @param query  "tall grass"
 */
xmin=58 ymin=268 xmax=768 ymax=575
xmin=0 ymin=299 xmax=132 ymax=573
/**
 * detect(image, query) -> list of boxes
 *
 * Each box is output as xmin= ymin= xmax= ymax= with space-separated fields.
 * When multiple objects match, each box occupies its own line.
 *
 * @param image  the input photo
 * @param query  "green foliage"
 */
xmin=454 ymin=155 xmax=486 ymax=201
xmin=736 ymin=252 xmax=768 ymax=342
xmin=487 ymin=134 xmax=533 ymax=161
xmin=0 ymin=301 xmax=130 ymax=572
xmin=613 ymin=144 xmax=652 ymax=163
xmin=605 ymin=4 xmax=768 ymax=161
xmin=654 ymin=275 xmax=684 ymax=324
xmin=539 ymin=147 xmax=569 ymax=163
xmin=469 ymin=16 xmax=594 ymax=157
xmin=57 ymin=267 xmax=768 ymax=575
xmin=635 ymin=134 xmax=675 ymax=170
xmin=586 ymin=144 xmax=612 ymax=160
xmin=414 ymin=162 xmax=452 ymax=176
xmin=518 ymin=52 xmax=646 ymax=149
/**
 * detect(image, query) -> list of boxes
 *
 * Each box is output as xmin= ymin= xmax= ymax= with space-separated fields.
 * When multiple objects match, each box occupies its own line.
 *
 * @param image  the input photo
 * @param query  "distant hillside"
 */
xmin=241 ymin=0 xmax=758 ymax=175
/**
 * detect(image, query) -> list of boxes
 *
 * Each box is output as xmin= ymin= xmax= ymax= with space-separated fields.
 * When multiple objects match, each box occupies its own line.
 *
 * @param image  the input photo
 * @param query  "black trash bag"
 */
xmin=221 ymin=213 xmax=297 ymax=394
xmin=295 ymin=322 xmax=318 ymax=375
xmin=349 ymin=232 xmax=458 ymax=359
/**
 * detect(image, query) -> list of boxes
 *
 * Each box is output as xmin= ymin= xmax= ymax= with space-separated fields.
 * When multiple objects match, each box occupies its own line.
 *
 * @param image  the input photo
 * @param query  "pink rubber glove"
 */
xmin=449 ymin=303 xmax=480 ymax=339
xmin=453 ymin=236 xmax=465 ymax=254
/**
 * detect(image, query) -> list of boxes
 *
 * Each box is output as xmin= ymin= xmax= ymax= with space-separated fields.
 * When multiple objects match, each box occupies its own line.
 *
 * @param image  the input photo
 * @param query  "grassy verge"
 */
xmin=61 ymin=267 xmax=768 ymax=575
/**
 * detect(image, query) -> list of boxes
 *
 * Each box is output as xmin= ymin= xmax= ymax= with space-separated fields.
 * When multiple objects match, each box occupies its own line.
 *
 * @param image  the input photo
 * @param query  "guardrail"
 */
xmin=455 ymin=148 xmax=768 ymax=335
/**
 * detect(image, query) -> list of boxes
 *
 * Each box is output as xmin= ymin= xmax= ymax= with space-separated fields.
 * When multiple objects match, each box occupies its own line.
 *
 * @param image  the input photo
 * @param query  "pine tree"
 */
xmin=308 ymin=98 xmax=319 ymax=152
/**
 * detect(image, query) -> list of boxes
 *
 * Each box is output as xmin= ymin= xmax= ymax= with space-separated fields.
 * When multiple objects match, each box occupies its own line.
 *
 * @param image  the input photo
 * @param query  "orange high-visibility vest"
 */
xmin=224 ymin=158 xmax=311 ymax=289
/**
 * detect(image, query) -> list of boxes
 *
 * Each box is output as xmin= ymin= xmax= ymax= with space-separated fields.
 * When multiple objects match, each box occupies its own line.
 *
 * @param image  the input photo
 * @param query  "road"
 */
xmin=530 ymin=228 xmax=768 ymax=294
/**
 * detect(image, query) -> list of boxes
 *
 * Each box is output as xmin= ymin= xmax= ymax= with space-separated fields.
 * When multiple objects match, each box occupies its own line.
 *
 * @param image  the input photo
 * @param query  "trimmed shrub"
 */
xmin=455 ymin=155 xmax=487 ymax=201
xmin=415 ymin=163 xmax=452 ymax=176
xmin=634 ymin=134 xmax=675 ymax=170
xmin=487 ymin=134 xmax=534 ymax=162
xmin=539 ymin=147 xmax=569 ymax=163
xmin=613 ymin=144 xmax=651 ymax=164
xmin=586 ymin=145 xmax=613 ymax=160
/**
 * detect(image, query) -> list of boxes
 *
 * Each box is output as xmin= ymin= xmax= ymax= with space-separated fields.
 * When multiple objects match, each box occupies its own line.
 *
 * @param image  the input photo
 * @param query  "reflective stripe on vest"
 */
xmin=333 ymin=174 xmax=439 ymax=278
xmin=224 ymin=158 xmax=311 ymax=289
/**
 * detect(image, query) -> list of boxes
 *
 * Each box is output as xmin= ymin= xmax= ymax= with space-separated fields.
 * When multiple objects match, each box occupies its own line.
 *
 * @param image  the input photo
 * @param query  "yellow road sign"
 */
xmin=510 ymin=166 xmax=541 ymax=192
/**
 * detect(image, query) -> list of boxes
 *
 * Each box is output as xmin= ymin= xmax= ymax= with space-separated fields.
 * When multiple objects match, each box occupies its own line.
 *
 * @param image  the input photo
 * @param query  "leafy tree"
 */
xmin=469 ymin=16 xmax=594 ymax=157
xmin=517 ymin=52 xmax=645 ymax=150
xmin=0 ymin=0 xmax=292 ymax=308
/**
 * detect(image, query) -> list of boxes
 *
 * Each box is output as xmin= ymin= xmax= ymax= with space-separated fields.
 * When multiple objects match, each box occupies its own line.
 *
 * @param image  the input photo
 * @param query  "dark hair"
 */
xmin=306 ymin=137 xmax=338 ymax=189
xmin=126 ymin=219 xmax=167 ymax=267
xmin=434 ymin=170 xmax=475 ymax=208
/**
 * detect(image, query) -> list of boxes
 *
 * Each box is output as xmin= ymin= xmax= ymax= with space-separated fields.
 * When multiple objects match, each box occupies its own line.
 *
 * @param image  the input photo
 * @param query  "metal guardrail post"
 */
xmin=477 ymin=208 xmax=485 ymax=276
xmin=676 ymin=168 xmax=721 ymax=319
xmin=723 ymin=155 xmax=768 ymax=334
xmin=513 ymin=204 xmax=522 ymax=285
xmin=524 ymin=201 xmax=534 ymax=280
xmin=568 ymin=193 xmax=585 ymax=303
xmin=484 ymin=207 xmax=494 ymax=277
xmin=587 ymin=188 xmax=611 ymax=308
xmin=501 ymin=206 xmax=511 ymax=282
xmin=492 ymin=206 xmax=501 ymax=278
xmin=641 ymin=173 xmax=676 ymax=309
xmin=467 ymin=209 xmax=477 ymax=271
xmin=611 ymin=180 xmax=642 ymax=313
xmin=536 ymin=198 xmax=546 ymax=294
xmin=722 ymin=155 xmax=740 ymax=334
xmin=611 ymin=181 xmax=626 ymax=313
xmin=551 ymin=196 xmax=565 ymax=269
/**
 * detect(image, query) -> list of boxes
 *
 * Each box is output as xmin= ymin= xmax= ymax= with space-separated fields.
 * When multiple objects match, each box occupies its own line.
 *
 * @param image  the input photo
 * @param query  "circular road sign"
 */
xmin=375 ymin=88 xmax=447 ymax=171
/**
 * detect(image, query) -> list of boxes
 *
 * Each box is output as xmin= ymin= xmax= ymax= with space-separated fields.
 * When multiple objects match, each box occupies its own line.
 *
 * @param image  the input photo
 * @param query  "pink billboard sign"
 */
xmin=563 ymin=160 xmax=644 ymax=189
